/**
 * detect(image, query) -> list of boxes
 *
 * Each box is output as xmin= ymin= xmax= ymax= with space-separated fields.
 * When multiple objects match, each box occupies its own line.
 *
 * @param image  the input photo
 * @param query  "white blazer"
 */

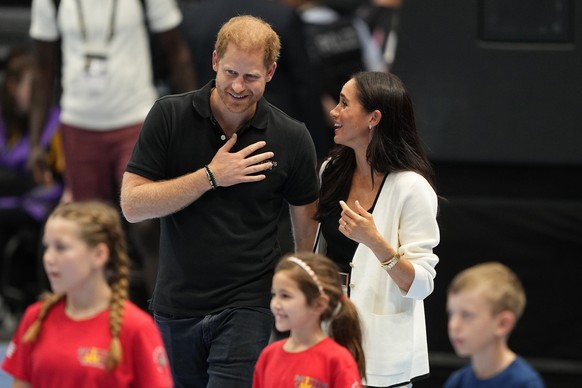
xmin=316 ymin=169 xmax=440 ymax=387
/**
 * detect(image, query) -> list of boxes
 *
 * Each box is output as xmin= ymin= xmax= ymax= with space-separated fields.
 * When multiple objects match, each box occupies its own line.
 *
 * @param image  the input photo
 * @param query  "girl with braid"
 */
xmin=2 ymin=201 xmax=172 ymax=388
xmin=253 ymin=252 xmax=365 ymax=388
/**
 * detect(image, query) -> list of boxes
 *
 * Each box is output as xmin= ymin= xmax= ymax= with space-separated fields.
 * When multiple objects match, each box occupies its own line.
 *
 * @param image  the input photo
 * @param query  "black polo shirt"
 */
xmin=126 ymin=81 xmax=319 ymax=316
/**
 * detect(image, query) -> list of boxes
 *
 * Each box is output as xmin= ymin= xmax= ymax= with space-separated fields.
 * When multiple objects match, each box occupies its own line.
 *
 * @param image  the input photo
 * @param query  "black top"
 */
xmin=126 ymin=81 xmax=319 ymax=316
xmin=320 ymin=174 xmax=387 ymax=273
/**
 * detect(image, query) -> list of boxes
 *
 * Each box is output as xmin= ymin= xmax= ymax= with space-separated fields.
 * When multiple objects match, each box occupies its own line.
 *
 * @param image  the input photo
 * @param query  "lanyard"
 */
xmin=75 ymin=0 xmax=118 ymax=43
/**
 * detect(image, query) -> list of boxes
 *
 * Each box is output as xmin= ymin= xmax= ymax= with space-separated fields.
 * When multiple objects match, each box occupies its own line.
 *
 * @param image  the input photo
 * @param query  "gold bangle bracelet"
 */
xmin=380 ymin=253 xmax=400 ymax=271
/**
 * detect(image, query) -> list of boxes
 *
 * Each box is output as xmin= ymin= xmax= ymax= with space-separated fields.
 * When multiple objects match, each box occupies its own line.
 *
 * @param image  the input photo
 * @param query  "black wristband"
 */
xmin=204 ymin=165 xmax=218 ymax=190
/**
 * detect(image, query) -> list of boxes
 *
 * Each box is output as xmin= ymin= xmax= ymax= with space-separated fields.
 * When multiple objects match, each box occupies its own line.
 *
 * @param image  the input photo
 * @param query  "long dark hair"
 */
xmin=316 ymin=71 xmax=435 ymax=221
xmin=1 ymin=47 xmax=33 ymax=144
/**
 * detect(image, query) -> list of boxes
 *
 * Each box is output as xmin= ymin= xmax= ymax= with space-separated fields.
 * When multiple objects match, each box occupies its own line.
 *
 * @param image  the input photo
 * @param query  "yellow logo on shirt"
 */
xmin=78 ymin=347 xmax=107 ymax=369
xmin=295 ymin=375 xmax=328 ymax=388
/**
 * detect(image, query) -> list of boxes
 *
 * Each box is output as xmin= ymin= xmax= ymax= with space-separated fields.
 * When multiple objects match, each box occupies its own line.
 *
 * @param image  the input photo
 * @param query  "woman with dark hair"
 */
xmin=0 ymin=48 xmax=63 ymax=331
xmin=315 ymin=71 xmax=440 ymax=387
xmin=0 ymin=47 xmax=63 ymax=218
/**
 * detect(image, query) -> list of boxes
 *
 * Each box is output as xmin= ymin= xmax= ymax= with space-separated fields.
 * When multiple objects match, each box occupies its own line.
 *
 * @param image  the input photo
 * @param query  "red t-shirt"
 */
xmin=253 ymin=337 xmax=362 ymax=388
xmin=2 ymin=299 xmax=172 ymax=388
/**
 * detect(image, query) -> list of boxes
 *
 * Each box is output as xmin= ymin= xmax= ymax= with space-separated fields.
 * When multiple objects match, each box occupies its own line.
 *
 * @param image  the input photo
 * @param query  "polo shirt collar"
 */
xmin=192 ymin=80 xmax=269 ymax=132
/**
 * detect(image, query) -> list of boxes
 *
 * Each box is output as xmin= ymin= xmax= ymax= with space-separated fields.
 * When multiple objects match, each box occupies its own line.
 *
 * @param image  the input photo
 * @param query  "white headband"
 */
xmin=287 ymin=257 xmax=324 ymax=295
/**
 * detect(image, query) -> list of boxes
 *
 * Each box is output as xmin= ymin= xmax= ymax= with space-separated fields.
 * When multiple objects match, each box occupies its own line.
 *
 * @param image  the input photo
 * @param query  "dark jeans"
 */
xmin=154 ymin=307 xmax=274 ymax=388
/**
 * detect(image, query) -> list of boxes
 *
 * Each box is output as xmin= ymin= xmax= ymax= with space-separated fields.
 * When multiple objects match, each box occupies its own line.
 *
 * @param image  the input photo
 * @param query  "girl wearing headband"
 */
xmin=2 ymin=201 xmax=172 ymax=387
xmin=253 ymin=252 xmax=365 ymax=387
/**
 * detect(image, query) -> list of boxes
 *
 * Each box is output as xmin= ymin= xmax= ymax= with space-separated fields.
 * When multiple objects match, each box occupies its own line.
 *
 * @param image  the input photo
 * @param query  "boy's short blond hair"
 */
xmin=214 ymin=15 xmax=281 ymax=70
xmin=448 ymin=262 xmax=526 ymax=320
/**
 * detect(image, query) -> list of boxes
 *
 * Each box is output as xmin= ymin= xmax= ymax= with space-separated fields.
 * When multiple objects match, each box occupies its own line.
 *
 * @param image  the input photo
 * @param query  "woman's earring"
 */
xmin=368 ymin=125 xmax=372 ymax=130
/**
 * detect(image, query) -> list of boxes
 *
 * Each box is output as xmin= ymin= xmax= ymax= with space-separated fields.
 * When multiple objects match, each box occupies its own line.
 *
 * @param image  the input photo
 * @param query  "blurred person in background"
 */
xmin=1 ymin=47 xmax=63 ymax=337
xmin=445 ymin=262 xmax=545 ymax=388
xmin=2 ymin=201 xmax=173 ymax=388
xmin=278 ymin=0 xmax=386 ymax=151
xmin=28 ymin=0 xmax=197 ymax=303
xmin=356 ymin=0 xmax=403 ymax=69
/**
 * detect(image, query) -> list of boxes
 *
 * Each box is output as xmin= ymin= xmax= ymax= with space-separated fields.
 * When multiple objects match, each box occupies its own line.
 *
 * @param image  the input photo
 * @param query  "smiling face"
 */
xmin=270 ymin=270 xmax=323 ymax=333
xmin=42 ymin=217 xmax=106 ymax=295
xmin=329 ymin=78 xmax=375 ymax=151
xmin=212 ymin=43 xmax=276 ymax=119
xmin=447 ymin=288 xmax=507 ymax=358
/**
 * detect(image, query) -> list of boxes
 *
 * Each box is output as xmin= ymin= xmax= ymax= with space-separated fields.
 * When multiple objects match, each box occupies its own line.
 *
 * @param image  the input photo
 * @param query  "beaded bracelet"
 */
xmin=204 ymin=165 xmax=218 ymax=190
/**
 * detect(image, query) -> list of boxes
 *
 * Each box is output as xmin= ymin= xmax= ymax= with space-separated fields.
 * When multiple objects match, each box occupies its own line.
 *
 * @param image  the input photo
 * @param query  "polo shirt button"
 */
xmin=220 ymin=135 xmax=226 ymax=141
xmin=349 ymin=283 xmax=355 ymax=288
xmin=349 ymin=262 xmax=354 ymax=268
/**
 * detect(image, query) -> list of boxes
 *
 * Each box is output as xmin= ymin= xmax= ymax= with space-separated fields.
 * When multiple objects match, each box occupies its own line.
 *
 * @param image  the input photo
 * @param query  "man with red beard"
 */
xmin=121 ymin=15 xmax=319 ymax=388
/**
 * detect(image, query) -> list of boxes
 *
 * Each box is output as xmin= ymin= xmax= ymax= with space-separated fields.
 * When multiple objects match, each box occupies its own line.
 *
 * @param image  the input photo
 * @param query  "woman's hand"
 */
xmin=338 ymin=200 xmax=381 ymax=247
xmin=339 ymin=199 xmax=414 ymax=291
